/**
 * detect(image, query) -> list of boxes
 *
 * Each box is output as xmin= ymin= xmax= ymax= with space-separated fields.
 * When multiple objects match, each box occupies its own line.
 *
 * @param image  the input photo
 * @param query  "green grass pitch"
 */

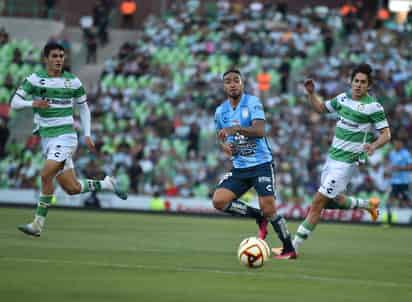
xmin=1 ymin=207 xmax=411 ymax=302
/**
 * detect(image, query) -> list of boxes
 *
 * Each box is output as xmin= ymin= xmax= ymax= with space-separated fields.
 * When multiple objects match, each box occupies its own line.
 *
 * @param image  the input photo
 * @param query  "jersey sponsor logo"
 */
xmin=258 ymin=176 xmax=272 ymax=183
xmin=39 ymin=79 xmax=46 ymax=85
xmin=339 ymin=117 xmax=359 ymax=128
xmin=233 ymin=134 xmax=257 ymax=156
xmin=47 ymin=99 xmax=72 ymax=105
xmin=54 ymin=151 xmax=61 ymax=158
xmin=265 ymin=184 xmax=273 ymax=192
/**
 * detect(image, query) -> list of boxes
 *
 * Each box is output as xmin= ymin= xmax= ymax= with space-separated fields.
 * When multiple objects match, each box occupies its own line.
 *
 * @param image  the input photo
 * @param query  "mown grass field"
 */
xmin=1 ymin=207 xmax=411 ymax=302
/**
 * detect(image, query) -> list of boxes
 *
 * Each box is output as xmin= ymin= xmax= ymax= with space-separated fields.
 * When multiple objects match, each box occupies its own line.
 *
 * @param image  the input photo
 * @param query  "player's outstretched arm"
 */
xmin=304 ymin=79 xmax=326 ymax=113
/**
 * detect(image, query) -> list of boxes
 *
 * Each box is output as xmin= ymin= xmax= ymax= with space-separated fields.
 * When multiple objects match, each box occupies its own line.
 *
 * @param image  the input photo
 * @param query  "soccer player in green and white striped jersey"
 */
xmin=273 ymin=63 xmax=391 ymax=256
xmin=11 ymin=42 xmax=128 ymax=237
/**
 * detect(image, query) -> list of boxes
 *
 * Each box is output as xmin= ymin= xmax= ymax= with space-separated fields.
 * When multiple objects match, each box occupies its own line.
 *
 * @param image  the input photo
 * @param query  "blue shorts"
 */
xmin=217 ymin=161 xmax=276 ymax=198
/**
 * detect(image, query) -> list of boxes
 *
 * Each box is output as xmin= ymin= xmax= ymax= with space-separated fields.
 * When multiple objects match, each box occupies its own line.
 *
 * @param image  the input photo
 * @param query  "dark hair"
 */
xmin=43 ymin=42 xmax=65 ymax=58
xmin=222 ymin=68 xmax=242 ymax=80
xmin=351 ymin=63 xmax=373 ymax=85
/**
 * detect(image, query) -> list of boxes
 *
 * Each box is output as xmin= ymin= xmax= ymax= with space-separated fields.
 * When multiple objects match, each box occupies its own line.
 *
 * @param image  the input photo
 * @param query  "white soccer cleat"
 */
xmin=17 ymin=222 xmax=42 ymax=237
xmin=106 ymin=176 xmax=128 ymax=200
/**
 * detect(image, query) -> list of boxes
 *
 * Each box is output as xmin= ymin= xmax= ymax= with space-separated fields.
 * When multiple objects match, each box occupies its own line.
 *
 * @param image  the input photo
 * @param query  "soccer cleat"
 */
xmin=272 ymin=246 xmax=298 ymax=259
xmin=17 ymin=222 xmax=41 ymax=237
xmin=257 ymin=218 xmax=268 ymax=240
xmin=271 ymin=247 xmax=283 ymax=256
xmin=367 ymin=197 xmax=380 ymax=222
xmin=274 ymin=250 xmax=298 ymax=260
xmin=106 ymin=176 xmax=128 ymax=200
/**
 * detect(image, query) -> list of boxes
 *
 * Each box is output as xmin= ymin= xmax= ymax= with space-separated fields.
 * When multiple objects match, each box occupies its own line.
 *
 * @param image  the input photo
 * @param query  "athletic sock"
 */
xmin=325 ymin=199 xmax=346 ymax=209
xmin=223 ymin=200 xmax=263 ymax=221
xmin=293 ymin=219 xmax=316 ymax=252
xmin=345 ymin=196 xmax=369 ymax=209
xmin=79 ymin=179 xmax=102 ymax=193
xmin=325 ymin=197 xmax=368 ymax=210
xmin=269 ymin=214 xmax=294 ymax=252
xmin=34 ymin=194 xmax=53 ymax=229
xmin=80 ymin=178 xmax=114 ymax=193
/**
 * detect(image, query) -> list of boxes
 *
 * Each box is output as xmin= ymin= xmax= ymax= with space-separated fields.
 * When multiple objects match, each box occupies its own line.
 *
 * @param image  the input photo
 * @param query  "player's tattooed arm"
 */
xmin=218 ymin=120 xmax=265 ymax=139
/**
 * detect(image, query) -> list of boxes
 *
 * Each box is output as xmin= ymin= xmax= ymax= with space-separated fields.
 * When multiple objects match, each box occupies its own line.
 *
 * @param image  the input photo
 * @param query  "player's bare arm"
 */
xmin=218 ymin=119 xmax=265 ymax=140
xmin=85 ymin=136 xmax=97 ymax=153
xmin=32 ymin=100 xmax=50 ymax=108
xmin=220 ymin=142 xmax=233 ymax=156
xmin=364 ymin=127 xmax=391 ymax=156
xmin=304 ymin=79 xmax=326 ymax=113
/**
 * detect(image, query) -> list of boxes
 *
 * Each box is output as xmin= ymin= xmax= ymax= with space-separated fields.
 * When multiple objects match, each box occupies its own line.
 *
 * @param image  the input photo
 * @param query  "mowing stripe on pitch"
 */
xmin=0 ymin=256 xmax=410 ymax=289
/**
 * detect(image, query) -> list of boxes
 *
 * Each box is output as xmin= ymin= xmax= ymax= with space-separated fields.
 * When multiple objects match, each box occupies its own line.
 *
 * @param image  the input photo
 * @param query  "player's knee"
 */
xmin=212 ymin=195 xmax=228 ymax=210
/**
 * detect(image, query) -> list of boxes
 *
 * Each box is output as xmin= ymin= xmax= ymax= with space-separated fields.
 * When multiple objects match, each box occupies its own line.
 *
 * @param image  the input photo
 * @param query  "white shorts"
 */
xmin=41 ymin=133 xmax=78 ymax=173
xmin=318 ymin=157 xmax=357 ymax=199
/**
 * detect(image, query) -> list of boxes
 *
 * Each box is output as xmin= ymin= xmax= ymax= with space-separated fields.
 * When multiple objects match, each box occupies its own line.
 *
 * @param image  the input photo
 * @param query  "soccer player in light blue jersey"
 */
xmin=387 ymin=138 xmax=412 ymax=218
xmin=11 ymin=42 xmax=128 ymax=237
xmin=212 ymin=69 xmax=297 ymax=260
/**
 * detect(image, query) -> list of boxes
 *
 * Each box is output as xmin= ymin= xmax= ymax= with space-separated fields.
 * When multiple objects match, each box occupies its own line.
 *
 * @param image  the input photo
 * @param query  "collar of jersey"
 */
xmin=345 ymin=91 xmax=374 ymax=104
xmin=36 ymin=68 xmax=66 ymax=78
xmin=227 ymin=93 xmax=246 ymax=111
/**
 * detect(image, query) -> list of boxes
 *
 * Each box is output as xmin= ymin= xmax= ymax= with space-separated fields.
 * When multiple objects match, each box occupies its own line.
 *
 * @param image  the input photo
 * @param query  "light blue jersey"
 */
xmin=389 ymin=148 xmax=412 ymax=185
xmin=214 ymin=93 xmax=272 ymax=169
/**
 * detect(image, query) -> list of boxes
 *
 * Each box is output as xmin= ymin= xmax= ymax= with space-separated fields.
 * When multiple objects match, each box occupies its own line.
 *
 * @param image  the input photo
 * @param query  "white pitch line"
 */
xmin=0 ymin=256 xmax=410 ymax=289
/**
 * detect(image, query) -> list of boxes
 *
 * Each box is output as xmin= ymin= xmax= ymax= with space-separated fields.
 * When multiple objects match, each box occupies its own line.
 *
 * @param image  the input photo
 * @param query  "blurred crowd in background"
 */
xmin=0 ymin=0 xmax=411 ymax=207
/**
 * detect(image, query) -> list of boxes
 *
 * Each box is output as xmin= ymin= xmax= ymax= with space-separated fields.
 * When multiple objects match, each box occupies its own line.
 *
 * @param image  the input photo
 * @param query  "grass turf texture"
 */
xmin=1 ymin=207 xmax=411 ymax=302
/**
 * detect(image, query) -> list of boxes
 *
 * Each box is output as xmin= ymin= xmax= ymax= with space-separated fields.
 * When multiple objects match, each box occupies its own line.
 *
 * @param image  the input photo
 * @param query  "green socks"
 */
xmin=34 ymin=195 xmax=53 ymax=228
xmin=293 ymin=219 xmax=316 ymax=251
xmin=80 ymin=179 xmax=103 ymax=193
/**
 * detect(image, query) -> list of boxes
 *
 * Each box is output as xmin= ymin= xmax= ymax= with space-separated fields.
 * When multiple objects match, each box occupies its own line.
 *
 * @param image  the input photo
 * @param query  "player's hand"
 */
xmin=218 ymin=126 xmax=239 ymax=140
xmin=390 ymin=165 xmax=402 ymax=172
xmin=32 ymin=99 xmax=49 ymax=108
xmin=218 ymin=129 xmax=229 ymax=140
xmin=304 ymin=79 xmax=315 ymax=95
xmin=221 ymin=143 xmax=233 ymax=157
xmin=85 ymin=136 xmax=97 ymax=154
xmin=363 ymin=143 xmax=376 ymax=156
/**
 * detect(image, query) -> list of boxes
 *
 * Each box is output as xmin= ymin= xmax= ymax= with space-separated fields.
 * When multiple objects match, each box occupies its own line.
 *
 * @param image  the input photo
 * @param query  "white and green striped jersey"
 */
xmin=15 ymin=69 xmax=86 ymax=138
xmin=324 ymin=92 xmax=389 ymax=164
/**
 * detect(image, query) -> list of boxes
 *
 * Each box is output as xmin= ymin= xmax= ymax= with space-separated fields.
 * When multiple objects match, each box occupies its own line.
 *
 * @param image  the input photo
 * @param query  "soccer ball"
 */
xmin=237 ymin=237 xmax=270 ymax=268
